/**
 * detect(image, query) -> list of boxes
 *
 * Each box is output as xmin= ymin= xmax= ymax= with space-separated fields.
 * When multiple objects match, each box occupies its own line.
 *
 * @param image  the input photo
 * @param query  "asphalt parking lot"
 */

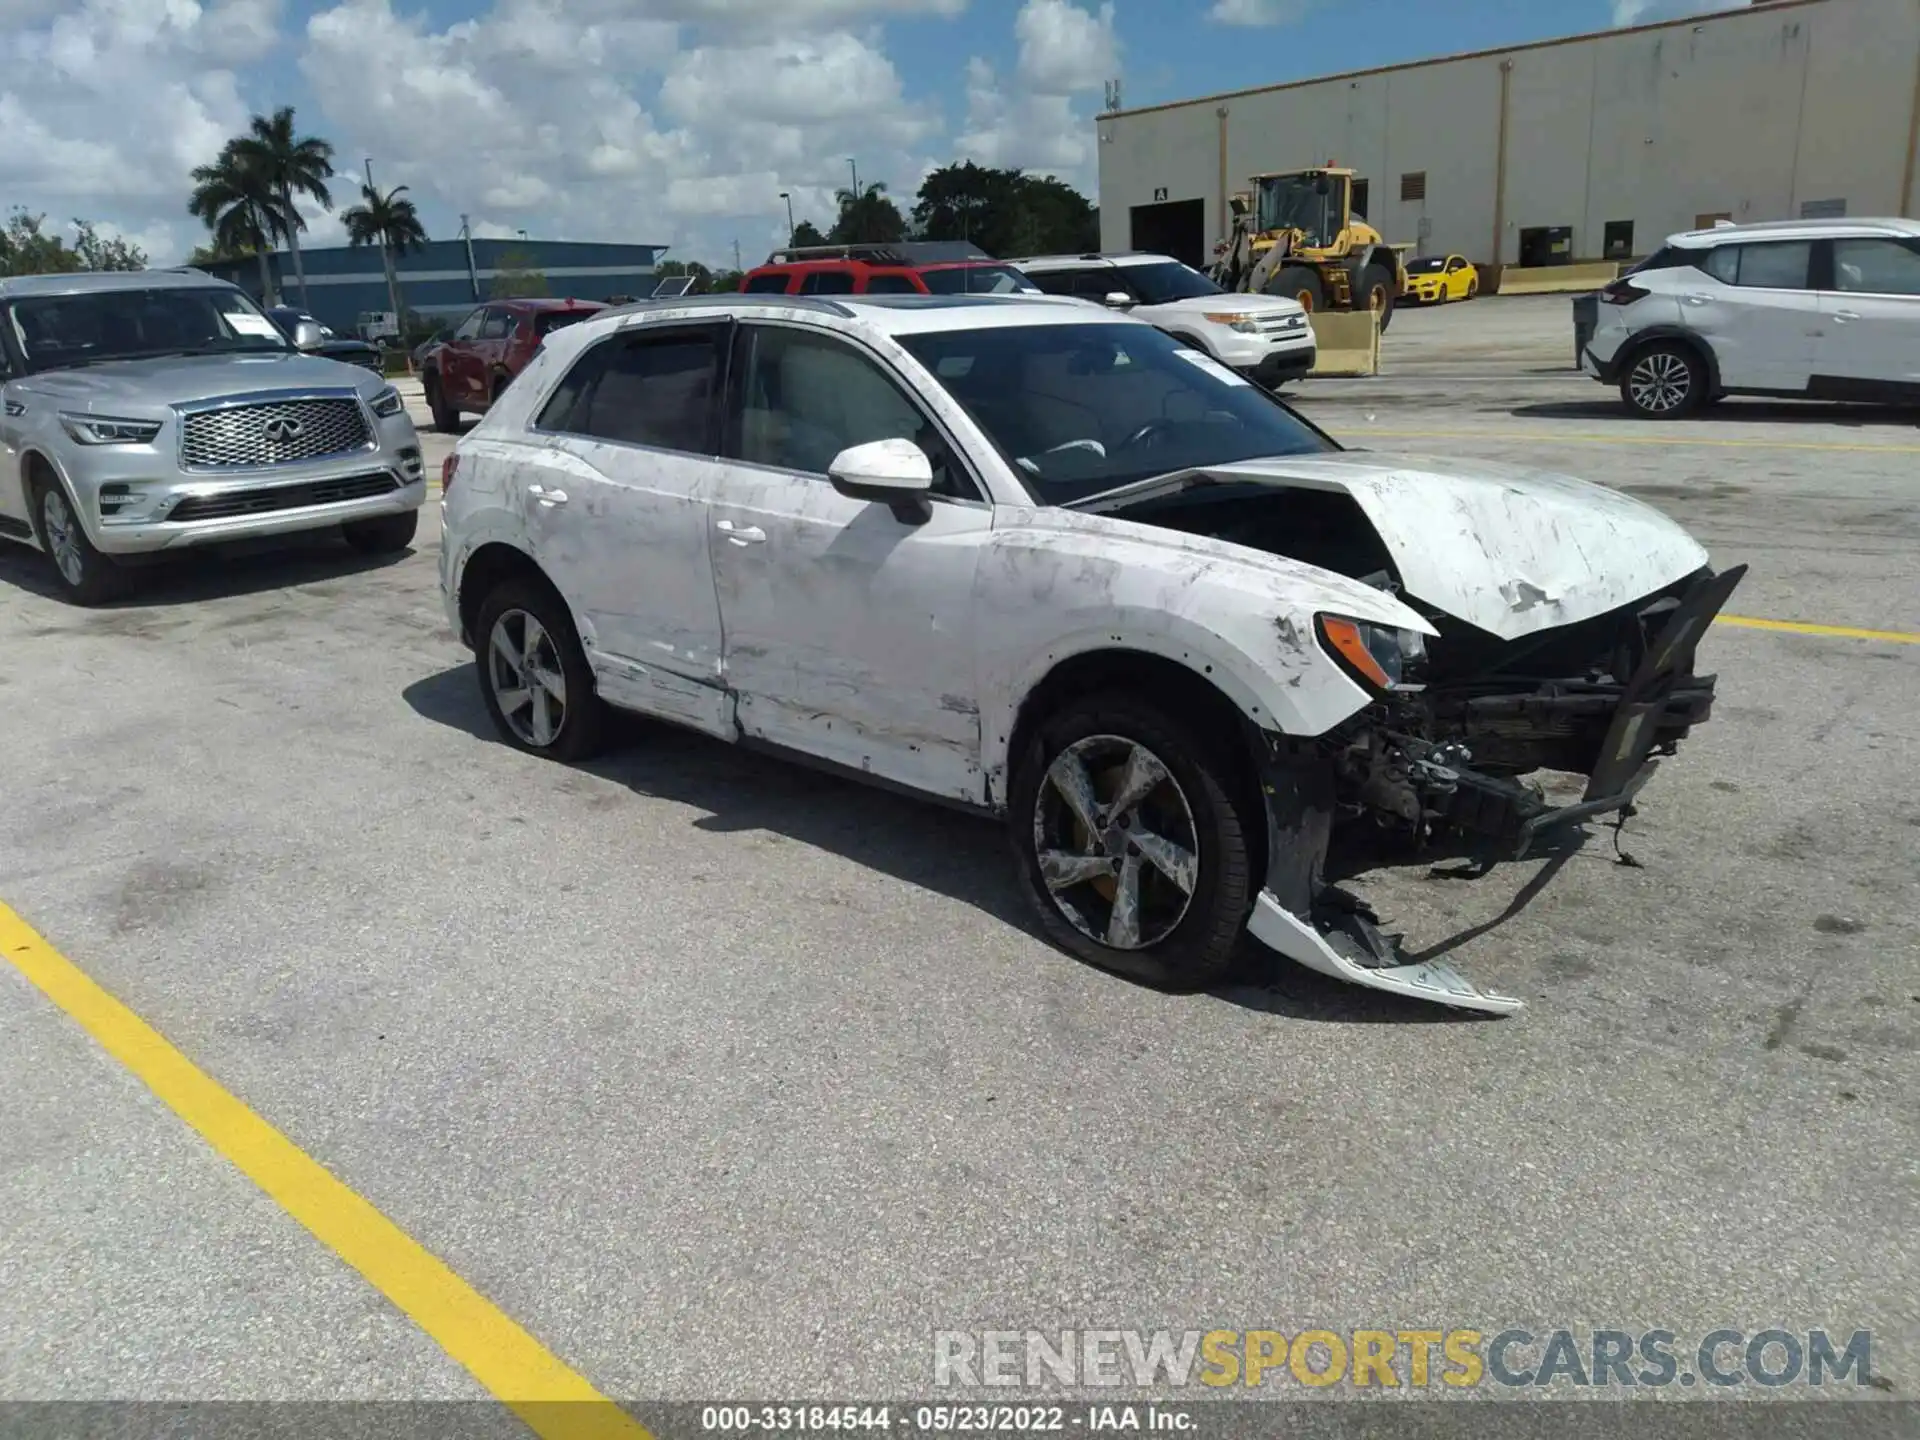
xmin=2 ymin=293 xmax=1915 ymax=1408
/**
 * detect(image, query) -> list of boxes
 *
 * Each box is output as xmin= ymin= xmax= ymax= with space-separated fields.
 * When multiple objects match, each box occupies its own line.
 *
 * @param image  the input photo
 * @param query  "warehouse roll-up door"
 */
xmin=1129 ymin=199 xmax=1206 ymax=270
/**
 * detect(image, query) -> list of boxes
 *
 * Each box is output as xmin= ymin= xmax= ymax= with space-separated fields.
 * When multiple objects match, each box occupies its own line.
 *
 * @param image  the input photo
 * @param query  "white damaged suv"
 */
xmin=0 ymin=269 xmax=426 ymax=603
xmin=439 ymin=292 xmax=1742 ymax=1013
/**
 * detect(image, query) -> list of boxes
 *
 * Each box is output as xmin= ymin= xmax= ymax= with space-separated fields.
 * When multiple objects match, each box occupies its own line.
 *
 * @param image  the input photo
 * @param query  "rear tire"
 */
xmin=1621 ymin=341 xmax=1707 ymax=419
xmin=1267 ymin=266 xmax=1325 ymax=314
xmin=1009 ymin=692 xmax=1253 ymax=993
xmin=473 ymin=577 xmax=607 ymax=762
xmin=341 ymin=510 xmax=419 ymax=554
xmin=30 ymin=470 xmax=127 ymax=606
xmin=424 ymin=370 xmax=458 ymax=432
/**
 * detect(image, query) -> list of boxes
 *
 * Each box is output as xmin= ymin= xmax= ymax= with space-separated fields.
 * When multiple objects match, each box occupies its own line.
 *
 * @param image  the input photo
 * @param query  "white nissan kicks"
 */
xmin=1010 ymin=252 xmax=1316 ymax=387
xmin=1583 ymin=216 xmax=1920 ymax=418
xmin=439 ymin=292 xmax=1742 ymax=1014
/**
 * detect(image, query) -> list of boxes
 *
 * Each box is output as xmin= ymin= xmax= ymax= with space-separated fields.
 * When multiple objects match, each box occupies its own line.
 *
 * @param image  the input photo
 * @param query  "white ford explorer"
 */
xmin=438 ymin=292 xmax=1743 ymax=1014
xmin=1010 ymin=252 xmax=1316 ymax=386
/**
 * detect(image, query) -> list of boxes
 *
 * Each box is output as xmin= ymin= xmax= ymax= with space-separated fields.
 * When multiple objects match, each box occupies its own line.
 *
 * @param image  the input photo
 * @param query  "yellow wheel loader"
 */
xmin=1209 ymin=166 xmax=1409 ymax=331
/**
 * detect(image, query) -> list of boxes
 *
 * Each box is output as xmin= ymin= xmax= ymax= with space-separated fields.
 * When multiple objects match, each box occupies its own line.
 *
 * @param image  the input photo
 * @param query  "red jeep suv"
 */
xmin=739 ymin=241 xmax=1041 ymax=298
xmin=422 ymin=297 xmax=606 ymax=431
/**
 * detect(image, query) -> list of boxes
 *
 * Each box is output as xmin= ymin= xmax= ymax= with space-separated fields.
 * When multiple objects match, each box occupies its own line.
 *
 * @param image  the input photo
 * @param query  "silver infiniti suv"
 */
xmin=0 ymin=269 xmax=425 ymax=603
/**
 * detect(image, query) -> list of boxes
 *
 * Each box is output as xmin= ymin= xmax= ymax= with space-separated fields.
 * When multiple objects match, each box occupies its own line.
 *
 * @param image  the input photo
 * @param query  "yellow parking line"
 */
xmin=0 ymin=901 xmax=649 ymax=1440
xmin=1348 ymin=427 xmax=1920 ymax=453
xmin=1719 ymin=615 xmax=1920 ymax=644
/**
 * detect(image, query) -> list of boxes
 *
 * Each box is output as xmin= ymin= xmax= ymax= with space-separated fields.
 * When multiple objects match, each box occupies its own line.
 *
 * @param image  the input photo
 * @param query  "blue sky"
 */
xmin=2 ymin=0 xmax=1724 ymax=268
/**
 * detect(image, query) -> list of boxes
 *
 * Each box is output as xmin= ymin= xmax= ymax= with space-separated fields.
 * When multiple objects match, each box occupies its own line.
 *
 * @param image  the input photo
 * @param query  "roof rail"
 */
xmin=762 ymin=239 xmax=994 ymax=266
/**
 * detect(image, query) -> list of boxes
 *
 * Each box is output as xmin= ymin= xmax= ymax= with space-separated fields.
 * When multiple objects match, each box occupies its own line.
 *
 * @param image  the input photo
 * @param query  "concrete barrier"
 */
xmin=1306 ymin=310 xmax=1381 ymax=377
xmin=1492 ymin=261 xmax=1621 ymax=296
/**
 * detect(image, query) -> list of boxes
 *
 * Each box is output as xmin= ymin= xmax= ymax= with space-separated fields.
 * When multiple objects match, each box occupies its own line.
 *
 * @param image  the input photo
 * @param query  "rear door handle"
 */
xmin=527 ymin=483 xmax=568 ymax=506
xmin=716 ymin=519 xmax=766 ymax=546
xmin=1832 ymin=310 xmax=1861 ymax=324
xmin=1682 ymin=294 xmax=1710 ymax=305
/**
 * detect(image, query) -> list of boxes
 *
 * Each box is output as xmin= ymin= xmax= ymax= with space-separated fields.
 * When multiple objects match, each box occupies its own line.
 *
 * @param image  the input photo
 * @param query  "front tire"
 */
xmin=1267 ymin=266 xmax=1325 ymax=313
xmin=473 ymin=577 xmax=606 ymax=762
xmin=30 ymin=472 xmax=126 ymax=606
xmin=1009 ymin=692 xmax=1253 ymax=993
xmin=1621 ymin=341 xmax=1707 ymax=419
xmin=341 ymin=510 xmax=419 ymax=554
xmin=1355 ymin=261 xmax=1396 ymax=331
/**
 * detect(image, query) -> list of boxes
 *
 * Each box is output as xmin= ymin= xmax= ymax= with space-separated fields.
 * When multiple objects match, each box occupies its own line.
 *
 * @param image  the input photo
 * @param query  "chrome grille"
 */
xmin=1253 ymin=312 xmax=1309 ymax=335
xmin=179 ymin=397 xmax=373 ymax=471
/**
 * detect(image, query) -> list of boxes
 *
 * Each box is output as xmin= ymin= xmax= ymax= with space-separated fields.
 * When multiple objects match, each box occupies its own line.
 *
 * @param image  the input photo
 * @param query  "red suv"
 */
xmin=422 ymin=297 xmax=606 ymax=431
xmin=739 ymin=241 xmax=1041 ymax=298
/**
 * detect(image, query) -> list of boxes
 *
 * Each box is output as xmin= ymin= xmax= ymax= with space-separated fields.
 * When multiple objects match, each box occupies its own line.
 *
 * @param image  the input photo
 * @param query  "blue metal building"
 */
xmin=195 ymin=237 xmax=667 ymax=336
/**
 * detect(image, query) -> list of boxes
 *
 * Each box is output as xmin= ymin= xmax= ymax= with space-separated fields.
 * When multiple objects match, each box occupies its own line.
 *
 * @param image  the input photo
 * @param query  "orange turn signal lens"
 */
xmin=1318 ymin=616 xmax=1393 ymax=690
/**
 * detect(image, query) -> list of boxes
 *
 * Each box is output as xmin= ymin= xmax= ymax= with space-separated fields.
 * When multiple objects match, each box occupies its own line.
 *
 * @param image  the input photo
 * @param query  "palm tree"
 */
xmin=187 ymin=140 xmax=291 ymax=306
xmin=827 ymin=180 xmax=906 ymax=246
xmin=230 ymin=106 xmax=335 ymax=310
xmin=342 ymin=182 xmax=428 ymax=369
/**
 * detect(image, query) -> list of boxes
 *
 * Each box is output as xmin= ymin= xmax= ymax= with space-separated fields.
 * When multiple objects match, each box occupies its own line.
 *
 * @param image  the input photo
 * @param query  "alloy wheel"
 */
xmin=1628 ymin=351 xmax=1692 ymax=413
xmin=41 ymin=488 xmax=84 ymax=587
xmin=1030 ymin=734 xmax=1199 ymax=951
xmin=487 ymin=608 xmax=570 ymax=747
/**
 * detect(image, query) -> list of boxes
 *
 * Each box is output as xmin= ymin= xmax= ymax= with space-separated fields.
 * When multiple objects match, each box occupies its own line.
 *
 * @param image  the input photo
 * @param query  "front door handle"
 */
xmin=1832 ymin=310 xmax=1861 ymax=324
xmin=1682 ymin=294 xmax=1710 ymax=305
xmin=716 ymin=519 xmax=766 ymax=546
xmin=527 ymin=483 xmax=568 ymax=506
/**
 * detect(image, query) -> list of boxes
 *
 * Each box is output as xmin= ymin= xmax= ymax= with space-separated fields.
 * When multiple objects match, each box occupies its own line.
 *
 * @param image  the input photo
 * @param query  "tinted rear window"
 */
xmin=743 ymin=272 xmax=792 ymax=293
xmin=535 ymin=310 xmax=598 ymax=336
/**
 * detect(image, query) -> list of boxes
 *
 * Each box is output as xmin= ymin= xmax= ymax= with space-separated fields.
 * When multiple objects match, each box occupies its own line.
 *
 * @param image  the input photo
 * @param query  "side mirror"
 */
xmin=827 ymin=437 xmax=933 ymax=522
xmin=1103 ymin=291 xmax=1135 ymax=309
xmin=291 ymin=319 xmax=326 ymax=351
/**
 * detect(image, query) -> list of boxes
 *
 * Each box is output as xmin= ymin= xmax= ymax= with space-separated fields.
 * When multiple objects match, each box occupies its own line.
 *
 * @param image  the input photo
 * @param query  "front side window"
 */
xmin=1121 ymin=261 xmax=1223 ymax=305
xmin=480 ymin=309 xmax=513 ymax=339
xmin=536 ymin=325 xmax=721 ymax=452
xmin=729 ymin=324 xmax=972 ymax=499
xmin=1024 ymin=269 xmax=1088 ymax=297
xmin=862 ymin=273 xmax=921 ymax=294
xmin=3 ymin=285 xmax=291 ymax=374
xmin=799 ymin=270 xmax=855 ymax=295
xmin=899 ymin=321 xmax=1334 ymax=506
xmin=1831 ymin=237 xmax=1920 ymax=296
xmin=453 ymin=308 xmax=485 ymax=340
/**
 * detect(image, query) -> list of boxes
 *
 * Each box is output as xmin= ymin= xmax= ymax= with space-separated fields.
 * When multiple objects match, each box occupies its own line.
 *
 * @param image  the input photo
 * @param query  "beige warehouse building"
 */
xmin=1096 ymin=0 xmax=1920 ymax=273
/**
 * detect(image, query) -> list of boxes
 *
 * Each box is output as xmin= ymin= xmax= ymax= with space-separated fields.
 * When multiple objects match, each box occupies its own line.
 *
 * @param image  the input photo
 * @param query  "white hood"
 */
xmin=1207 ymin=451 xmax=1710 ymax=640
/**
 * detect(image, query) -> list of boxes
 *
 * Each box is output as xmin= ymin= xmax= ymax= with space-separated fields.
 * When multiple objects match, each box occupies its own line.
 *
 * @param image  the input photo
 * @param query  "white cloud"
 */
xmin=957 ymin=0 xmax=1117 ymax=188
xmin=1207 ymin=0 xmax=1315 ymax=24
xmin=1610 ymin=0 xmax=1724 ymax=24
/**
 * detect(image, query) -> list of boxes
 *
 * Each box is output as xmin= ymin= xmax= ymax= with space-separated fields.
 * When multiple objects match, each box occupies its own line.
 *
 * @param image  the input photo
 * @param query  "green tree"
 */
xmin=490 ymin=248 xmax=548 ymax=298
xmin=827 ymin=181 xmax=906 ymax=246
xmin=704 ymin=269 xmax=744 ymax=293
xmin=788 ymin=219 xmax=829 ymax=249
xmin=188 ymin=138 xmax=289 ymax=304
xmin=229 ymin=106 xmax=336 ymax=310
xmin=342 ymin=182 xmax=427 ymax=362
xmin=1 ymin=210 xmax=146 ymax=276
xmin=911 ymin=163 xmax=1097 ymax=257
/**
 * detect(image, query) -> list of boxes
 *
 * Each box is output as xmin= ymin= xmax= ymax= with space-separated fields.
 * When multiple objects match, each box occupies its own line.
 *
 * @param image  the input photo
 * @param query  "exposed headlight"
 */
xmin=369 ymin=385 xmax=405 ymax=418
xmin=59 ymin=412 xmax=162 ymax=445
xmin=1316 ymin=614 xmax=1427 ymax=691
xmin=1201 ymin=312 xmax=1260 ymax=334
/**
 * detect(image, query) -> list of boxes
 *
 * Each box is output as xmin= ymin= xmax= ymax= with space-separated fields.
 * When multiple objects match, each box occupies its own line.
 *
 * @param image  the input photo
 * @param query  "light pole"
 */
xmin=780 ymin=191 xmax=794 ymax=245
xmin=848 ymin=158 xmax=858 ymax=198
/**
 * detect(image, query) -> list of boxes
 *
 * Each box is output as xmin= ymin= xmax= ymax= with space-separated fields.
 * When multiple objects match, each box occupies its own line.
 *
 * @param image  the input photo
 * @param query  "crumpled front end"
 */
xmin=1245 ymin=562 xmax=1746 ymax=1015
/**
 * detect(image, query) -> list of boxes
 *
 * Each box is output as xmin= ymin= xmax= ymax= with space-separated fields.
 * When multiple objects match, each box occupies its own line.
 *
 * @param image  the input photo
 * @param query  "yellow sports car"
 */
xmin=1403 ymin=253 xmax=1480 ymax=303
